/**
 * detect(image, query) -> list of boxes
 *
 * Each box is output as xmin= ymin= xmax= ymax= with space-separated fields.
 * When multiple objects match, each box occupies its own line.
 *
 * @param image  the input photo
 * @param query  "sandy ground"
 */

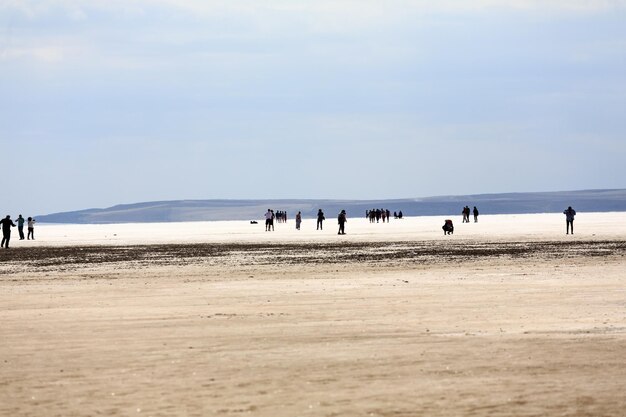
xmin=1 ymin=214 xmax=625 ymax=416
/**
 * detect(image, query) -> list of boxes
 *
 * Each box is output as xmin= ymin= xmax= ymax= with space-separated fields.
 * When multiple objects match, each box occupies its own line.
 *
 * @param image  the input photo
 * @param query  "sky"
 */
xmin=1 ymin=0 xmax=626 ymax=216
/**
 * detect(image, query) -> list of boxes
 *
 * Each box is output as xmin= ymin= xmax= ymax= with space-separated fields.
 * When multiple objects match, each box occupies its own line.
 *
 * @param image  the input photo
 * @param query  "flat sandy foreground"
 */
xmin=1 ymin=213 xmax=625 ymax=417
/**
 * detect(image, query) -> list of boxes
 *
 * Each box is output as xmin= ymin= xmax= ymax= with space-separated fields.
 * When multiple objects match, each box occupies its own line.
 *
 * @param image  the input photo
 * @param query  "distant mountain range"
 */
xmin=37 ymin=189 xmax=626 ymax=224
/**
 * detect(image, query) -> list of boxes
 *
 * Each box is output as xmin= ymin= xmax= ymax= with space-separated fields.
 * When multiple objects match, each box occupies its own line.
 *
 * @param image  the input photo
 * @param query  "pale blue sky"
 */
xmin=1 ymin=1 xmax=625 ymax=216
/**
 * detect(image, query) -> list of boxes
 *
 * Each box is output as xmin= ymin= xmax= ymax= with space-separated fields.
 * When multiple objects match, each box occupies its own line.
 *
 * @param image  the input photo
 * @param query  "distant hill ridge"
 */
xmin=37 ymin=189 xmax=626 ymax=224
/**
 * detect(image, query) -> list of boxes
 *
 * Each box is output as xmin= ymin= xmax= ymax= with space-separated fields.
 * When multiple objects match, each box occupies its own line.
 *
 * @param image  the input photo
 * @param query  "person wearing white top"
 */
xmin=264 ymin=210 xmax=273 ymax=232
xmin=27 ymin=217 xmax=35 ymax=240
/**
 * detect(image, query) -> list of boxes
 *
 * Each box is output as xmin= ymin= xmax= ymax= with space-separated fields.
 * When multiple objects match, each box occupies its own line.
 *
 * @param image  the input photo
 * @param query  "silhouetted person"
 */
xmin=564 ymin=206 xmax=576 ymax=235
xmin=463 ymin=206 xmax=471 ymax=223
xmin=1 ymin=215 xmax=16 ymax=248
xmin=473 ymin=206 xmax=479 ymax=223
xmin=16 ymin=214 xmax=25 ymax=240
xmin=316 ymin=209 xmax=325 ymax=230
xmin=398 ymin=210 xmax=403 ymax=219
xmin=337 ymin=210 xmax=347 ymax=235
xmin=442 ymin=219 xmax=454 ymax=235
xmin=27 ymin=217 xmax=35 ymax=240
xmin=295 ymin=211 xmax=302 ymax=230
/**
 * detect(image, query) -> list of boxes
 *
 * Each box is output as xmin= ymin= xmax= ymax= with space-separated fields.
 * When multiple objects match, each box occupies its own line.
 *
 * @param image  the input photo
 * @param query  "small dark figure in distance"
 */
xmin=295 ymin=211 xmax=302 ymax=230
xmin=1 ymin=215 xmax=16 ymax=248
xmin=442 ymin=219 xmax=454 ymax=235
xmin=27 ymin=217 xmax=35 ymax=240
xmin=563 ymin=206 xmax=576 ymax=235
xmin=398 ymin=211 xmax=403 ymax=219
xmin=16 ymin=214 xmax=25 ymax=240
xmin=317 ymin=209 xmax=325 ymax=230
xmin=473 ymin=206 xmax=479 ymax=223
xmin=338 ymin=210 xmax=347 ymax=235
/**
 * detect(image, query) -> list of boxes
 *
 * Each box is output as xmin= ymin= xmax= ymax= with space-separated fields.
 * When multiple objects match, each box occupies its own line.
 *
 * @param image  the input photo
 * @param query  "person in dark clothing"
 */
xmin=1 ymin=215 xmax=16 ymax=248
xmin=563 ymin=206 xmax=576 ymax=235
xmin=317 ymin=209 xmax=325 ymax=230
xmin=16 ymin=214 xmax=25 ymax=239
xmin=337 ymin=210 xmax=347 ymax=235
xmin=442 ymin=219 xmax=454 ymax=235
xmin=473 ymin=206 xmax=479 ymax=223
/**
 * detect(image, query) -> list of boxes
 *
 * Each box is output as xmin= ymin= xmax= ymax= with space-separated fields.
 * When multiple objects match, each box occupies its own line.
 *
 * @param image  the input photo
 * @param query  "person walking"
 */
xmin=295 ymin=211 xmax=302 ymax=230
xmin=0 ymin=215 xmax=16 ymax=248
xmin=316 ymin=209 xmax=325 ymax=230
xmin=27 ymin=217 xmax=35 ymax=240
xmin=337 ymin=210 xmax=347 ymax=235
xmin=473 ymin=206 xmax=479 ymax=223
xmin=16 ymin=214 xmax=26 ymax=240
xmin=563 ymin=206 xmax=576 ymax=235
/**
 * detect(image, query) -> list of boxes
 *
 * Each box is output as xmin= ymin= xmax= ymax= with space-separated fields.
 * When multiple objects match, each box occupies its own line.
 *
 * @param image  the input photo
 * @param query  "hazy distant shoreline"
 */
xmin=36 ymin=189 xmax=626 ymax=224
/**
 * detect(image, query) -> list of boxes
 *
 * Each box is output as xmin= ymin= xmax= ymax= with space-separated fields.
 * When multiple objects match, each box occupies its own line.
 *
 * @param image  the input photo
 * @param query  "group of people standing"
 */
xmin=366 ymin=209 xmax=391 ymax=223
xmin=443 ymin=205 xmax=479 ymax=235
xmin=269 ymin=205 xmax=578 ymax=237
xmin=1 ymin=215 xmax=35 ymax=249
xmin=461 ymin=206 xmax=479 ymax=223
xmin=265 ymin=208 xmax=348 ymax=235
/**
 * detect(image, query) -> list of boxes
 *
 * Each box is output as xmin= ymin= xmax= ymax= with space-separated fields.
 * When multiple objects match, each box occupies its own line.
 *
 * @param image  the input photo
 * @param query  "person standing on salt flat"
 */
xmin=316 ymin=209 xmax=325 ymax=230
xmin=16 ymin=214 xmax=25 ymax=240
xmin=337 ymin=210 xmax=347 ymax=235
xmin=564 ymin=206 xmax=576 ymax=235
xmin=27 ymin=217 xmax=36 ymax=240
xmin=264 ymin=209 xmax=273 ymax=232
xmin=0 ymin=215 xmax=16 ymax=248
xmin=295 ymin=211 xmax=302 ymax=230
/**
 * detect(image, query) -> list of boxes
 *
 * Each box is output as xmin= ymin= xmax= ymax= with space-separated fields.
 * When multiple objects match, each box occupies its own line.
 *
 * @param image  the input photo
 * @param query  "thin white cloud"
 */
xmin=67 ymin=7 xmax=87 ymax=21
xmin=4 ymin=0 xmax=626 ymax=21
xmin=0 ymin=45 xmax=66 ymax=63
